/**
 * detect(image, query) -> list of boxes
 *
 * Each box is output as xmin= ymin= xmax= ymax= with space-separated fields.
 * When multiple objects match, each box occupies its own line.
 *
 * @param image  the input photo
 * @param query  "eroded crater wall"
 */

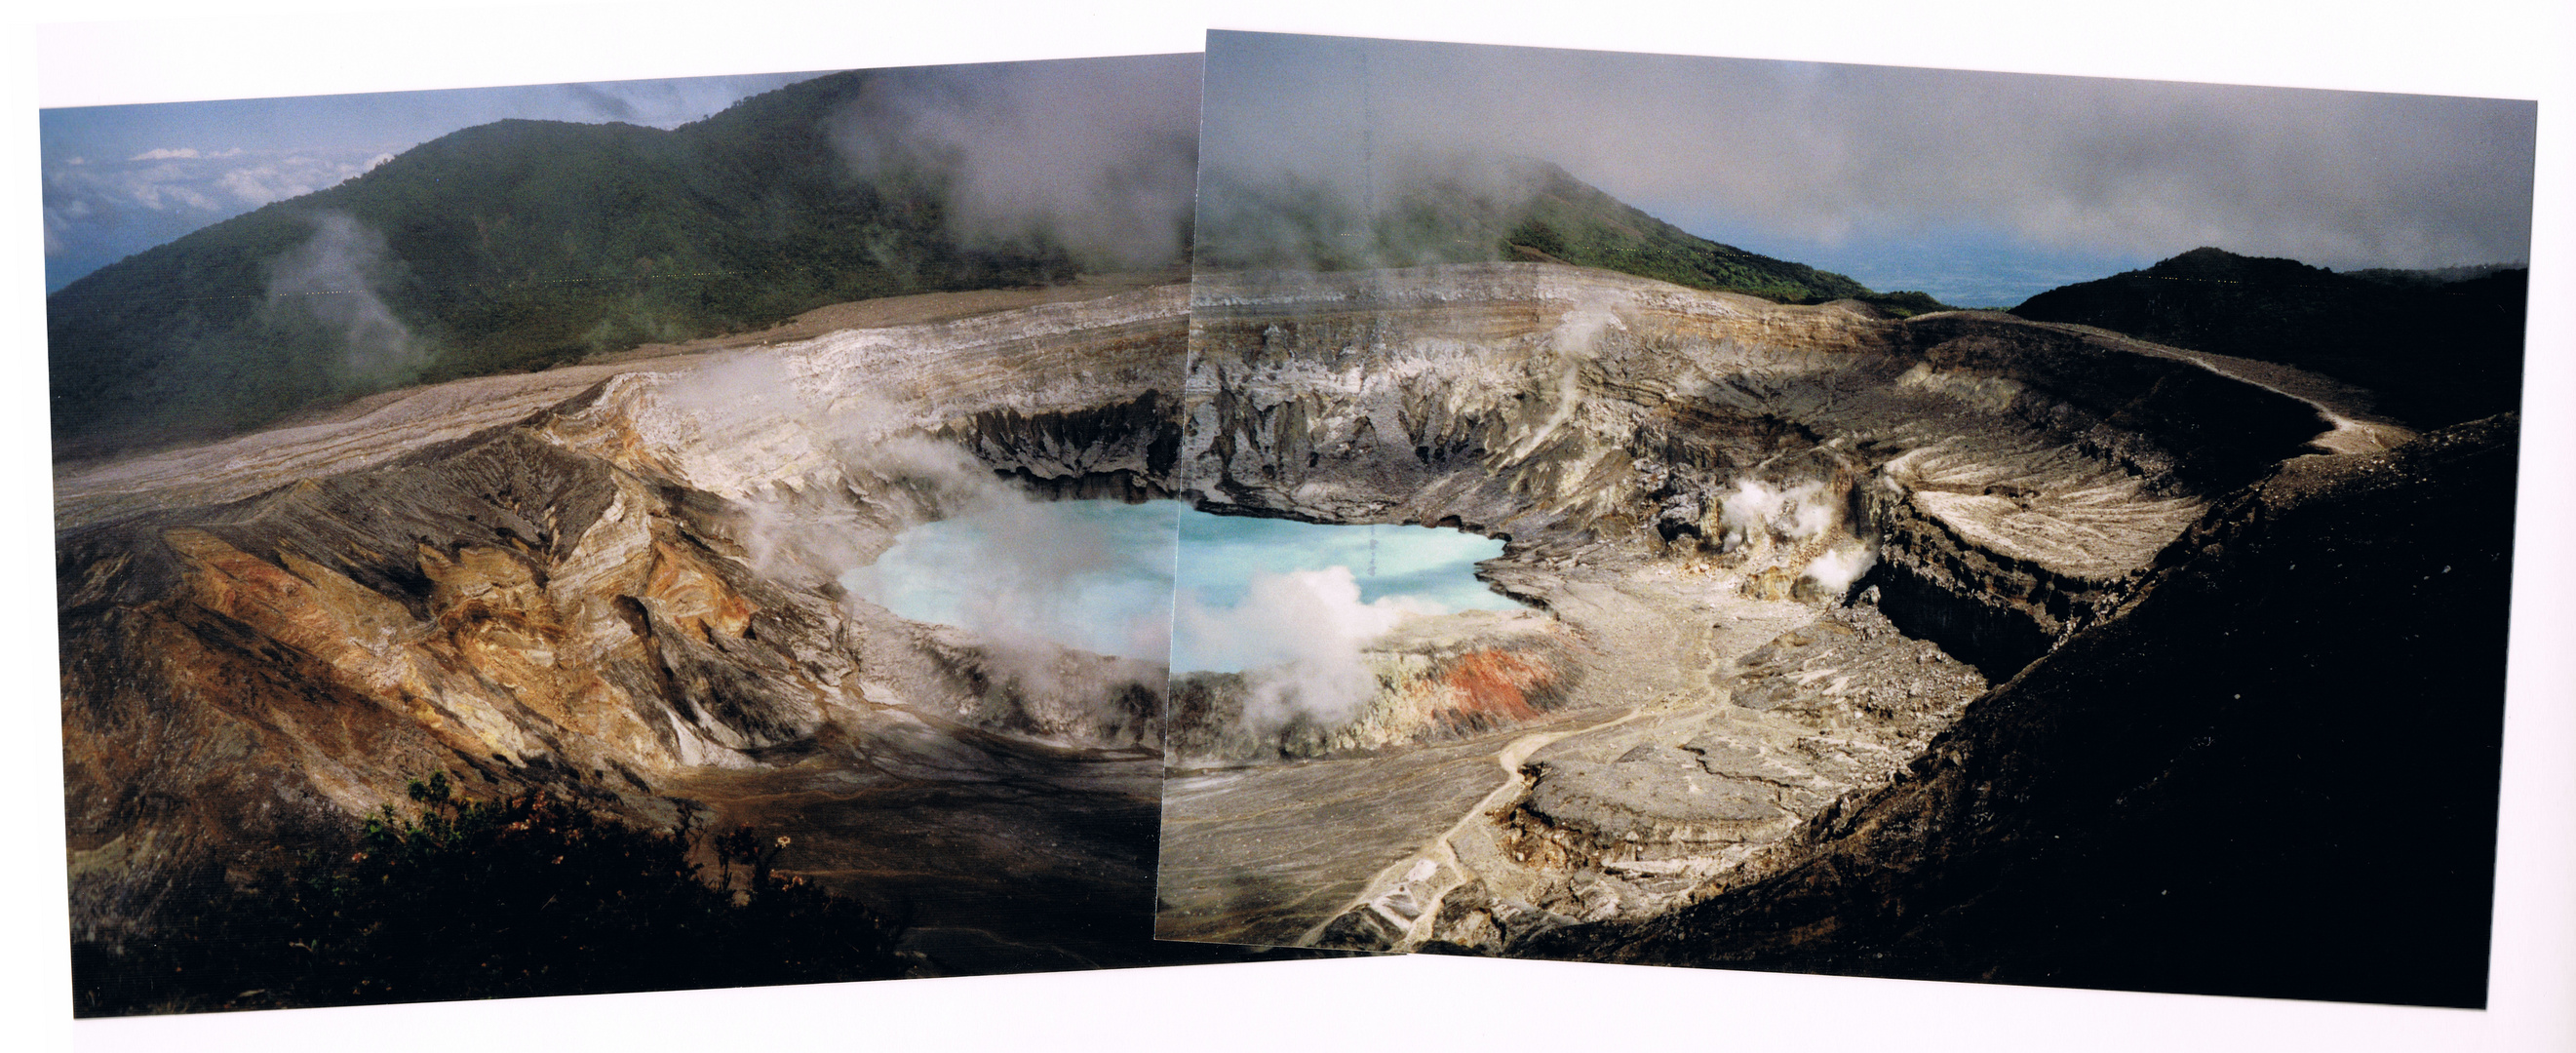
xmin=1173 ymin=263 xmax=2332 ymax=749
xmin=59 ymin=285 xmax=1191 ymax=940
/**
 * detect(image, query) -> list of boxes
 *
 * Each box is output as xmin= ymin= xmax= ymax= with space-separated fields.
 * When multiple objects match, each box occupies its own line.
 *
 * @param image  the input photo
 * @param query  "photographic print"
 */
xmin=43 ymin=51 xmax=1295 ymax=1015
xmin=1156 ymin=29 xmax=2534 ymax=1007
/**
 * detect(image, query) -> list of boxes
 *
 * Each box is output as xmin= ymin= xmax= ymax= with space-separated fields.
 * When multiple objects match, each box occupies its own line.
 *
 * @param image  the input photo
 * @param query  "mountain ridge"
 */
xmin=1193 ymin=158 xmax=1946 ymax=316
xmin=46 ymin=70 xmax=1088 ymax=458
xmin=2010 ymin=247 xmax=2526 ymax=428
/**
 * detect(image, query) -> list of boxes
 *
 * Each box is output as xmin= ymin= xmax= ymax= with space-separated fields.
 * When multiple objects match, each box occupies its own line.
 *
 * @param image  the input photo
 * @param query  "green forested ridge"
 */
xmin=1501 ymin=165 xmax=1873 ymax=302
xmin=48 ymin=71 xmax=1083 ymax=457
xmin=1195 ymin=160 xmax=1942 ymax=315
xmin=54 ymin=77 xmax=1957 ymax=459
xmin=2011 ymin=247 xmax=2528 ymax=428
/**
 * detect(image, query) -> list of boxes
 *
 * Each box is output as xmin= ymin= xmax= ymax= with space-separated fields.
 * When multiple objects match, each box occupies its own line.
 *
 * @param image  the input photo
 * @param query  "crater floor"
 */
xmin=58 ymin=279 xmax=1240 ymax=980
xmin=1154 ymin=263 xmax=2370 ymax=955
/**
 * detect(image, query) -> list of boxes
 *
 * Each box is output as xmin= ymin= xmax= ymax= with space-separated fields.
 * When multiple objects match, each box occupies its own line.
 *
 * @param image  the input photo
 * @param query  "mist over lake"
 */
xmin=849 ymin=499 xmax=1512 ymax=671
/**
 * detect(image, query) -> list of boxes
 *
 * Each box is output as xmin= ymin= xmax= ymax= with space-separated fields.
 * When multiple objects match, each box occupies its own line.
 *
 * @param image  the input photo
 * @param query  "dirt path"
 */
xmin=1290 ymin=704 xmax=1658 ymax=947
xmin=2042 ymin=321 xmax=2418 ymax=454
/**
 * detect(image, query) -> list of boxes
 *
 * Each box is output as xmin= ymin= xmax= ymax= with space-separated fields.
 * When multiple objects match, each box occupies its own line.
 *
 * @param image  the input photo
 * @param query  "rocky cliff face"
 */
xmin=59 ymin=285 xmax=1189 ymax=945
xmin=1158 ymin=262 xmax=2490 ymax=998
xmin=1522 ymin=413 xmax=2517 ymax=1008
xmin=1170 ymin=263 xmax=2340 ymax=751
xmin=62 ymin=256 xmax=2495 ymax=1003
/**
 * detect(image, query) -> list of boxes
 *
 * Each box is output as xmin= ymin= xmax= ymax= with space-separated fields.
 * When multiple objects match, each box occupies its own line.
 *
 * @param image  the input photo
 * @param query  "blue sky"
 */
xmin=39 ymin=71 xmax=824 ymax=292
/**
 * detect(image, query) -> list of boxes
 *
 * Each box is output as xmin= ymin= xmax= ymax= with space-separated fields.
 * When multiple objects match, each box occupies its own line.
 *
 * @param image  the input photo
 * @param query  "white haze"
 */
xmin=1201 ymin=31 xmax=2537 ymax=274
xmin=828 ymin=55 xmax=1201 ymax=271
xmin=1718 ymin=477 xmax=1880 ymax=597
xmin=846 ymin=500 xmax=1176 ymax=664
xmin=1506 ymin=292 xmax=1623 ymax=460
xmin=1718 ymin=479 xmax=1836 ymax=549
xmin=265 ymin=211 xmax=425 ymax=381
xmin=1804 ymin=544 xmax=1878 ymax=597
xmin=656 ymin=353 xmax=1173 ymax=699
xmin=1178 ymin=566 xmax=1444 ymax=730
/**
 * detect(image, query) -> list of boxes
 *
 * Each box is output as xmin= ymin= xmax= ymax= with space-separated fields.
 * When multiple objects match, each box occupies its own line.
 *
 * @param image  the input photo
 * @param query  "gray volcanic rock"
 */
xmin=1173 ymin=263 xmax=2339 ymax=747
xmin=1162 ymin=261 xmax=2392 ymax=958
xmin=1501 ymin=605 xmax=1988 ymax=887
xmin=1520 ymin=414 xmax=2517 ymax=1008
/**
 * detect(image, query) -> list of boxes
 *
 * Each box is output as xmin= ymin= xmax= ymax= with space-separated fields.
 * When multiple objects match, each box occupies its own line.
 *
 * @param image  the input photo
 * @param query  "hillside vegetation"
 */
xmin=47 ymin=71 xmax=1087 ymax=458
xmin=2011 ymin=247 xmax=2527 ymax=428
xmin=1195 ymin=160 xmax=1944 ymax=315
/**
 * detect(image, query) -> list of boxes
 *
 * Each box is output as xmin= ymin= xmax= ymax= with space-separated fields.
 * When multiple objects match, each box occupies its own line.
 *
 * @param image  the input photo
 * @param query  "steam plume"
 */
xmin=1178 ymin=566 xmax=1443 ymax=730
xmin=658 ymin=352 xmax=1175 ymax=702
xmin=828 ymin=56 xmax=1202 ymax=271
xmin=266 ymin=212 xmax=425 ymax=382
xmin=1717 ymin=479 xmax=1834 ymax=551
xmin=1717 ymin=475 xmax=1879 ymax=600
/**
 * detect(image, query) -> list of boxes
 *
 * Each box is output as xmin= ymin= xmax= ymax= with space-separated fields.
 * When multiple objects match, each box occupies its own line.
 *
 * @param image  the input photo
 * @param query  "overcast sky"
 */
xmin=39 ymin=71 xmax=823 ymax=291
xmin=38 ymin=31 xmax=2545 ymax=308
xmin=1202 ymin=31 xmax=2540 ymax=306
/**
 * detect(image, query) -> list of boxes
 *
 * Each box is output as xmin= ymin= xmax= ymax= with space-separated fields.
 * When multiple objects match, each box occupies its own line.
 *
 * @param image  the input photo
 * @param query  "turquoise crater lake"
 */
xmin=846 ymin=501 xmax=1514 ymax=672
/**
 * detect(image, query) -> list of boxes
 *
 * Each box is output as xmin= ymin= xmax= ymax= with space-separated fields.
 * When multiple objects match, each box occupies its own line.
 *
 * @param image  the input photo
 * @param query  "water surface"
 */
xmin=851 ymin=499 xmax=1512 ymax=670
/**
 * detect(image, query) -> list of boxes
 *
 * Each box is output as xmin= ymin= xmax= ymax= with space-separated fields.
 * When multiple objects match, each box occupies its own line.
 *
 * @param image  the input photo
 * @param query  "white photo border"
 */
xmin=11 ymin=2 xmax=2568 ymax=1050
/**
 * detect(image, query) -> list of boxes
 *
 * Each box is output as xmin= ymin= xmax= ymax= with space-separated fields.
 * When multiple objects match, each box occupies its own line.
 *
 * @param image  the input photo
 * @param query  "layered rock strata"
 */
xmin=1521 ymin=414 xmax=2517 ymax=1008
xmin=59 ymin=285 xmax=1190 ymax=951
xmin=1158 ymin=262 xmax=2408 ymax=958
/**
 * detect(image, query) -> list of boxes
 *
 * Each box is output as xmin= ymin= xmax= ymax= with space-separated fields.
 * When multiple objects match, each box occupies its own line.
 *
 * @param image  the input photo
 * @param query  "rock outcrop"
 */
xmin=59 ymin=284 xmax=1190 ymax=950
xmin=1157 ymin=262 xmax=2502 ymax=1008
xmin=1521 ymin=414 xmax=2517 ymax=1008
xmin=1170 ymin=262 xmax=2340 ymax=752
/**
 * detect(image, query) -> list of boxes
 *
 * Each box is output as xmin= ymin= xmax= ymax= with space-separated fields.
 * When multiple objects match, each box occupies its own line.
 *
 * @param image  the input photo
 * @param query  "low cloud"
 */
xmin=553 ymin=72 xmax=819 ymax=130
xmin=42 ymin=144 xmax=391 ymax=282
xmin=1203 ymin=32 xmax=2538 ymax=273
xmin=828 ymin=55 xmax=1202 ymax=271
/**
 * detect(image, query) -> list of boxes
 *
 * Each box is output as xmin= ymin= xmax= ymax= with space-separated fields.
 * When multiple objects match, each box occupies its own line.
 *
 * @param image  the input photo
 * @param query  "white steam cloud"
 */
xmin=842 ymin=488 xmax=1178 ymax=683
xmin=1717 ymin=479 xmax=1835 ymax=550
xmin=658 ymin=352 xmax=1173 ymax=698
xmin=1717 ymin=476 xmax=1879 ymax=600
xmin=1505 ymin=292 xmax=1624 ymax=460
xmin=1803 ymin=544 xmax=1878 ymax=598
xmin=1179 ymin=566 xmax=1442 ymax=730
xmin=828 ymin=56 xmax=1202 ymax=271
xmin=266 ymin=212 xmax=425 ymax=382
